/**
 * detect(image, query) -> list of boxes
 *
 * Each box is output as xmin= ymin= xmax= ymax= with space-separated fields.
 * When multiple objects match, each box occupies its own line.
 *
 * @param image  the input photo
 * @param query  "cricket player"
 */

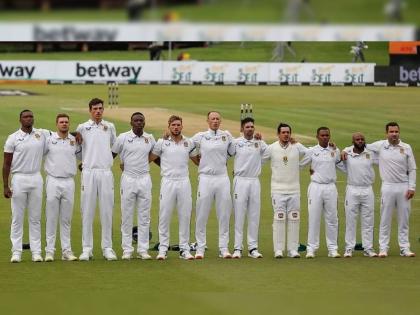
xmin=112 ymin=112 xmax=155 ymax=260
xmin=149 ymin=115 xmax=199 ymax=260
xmin=342 ymin=133 xmax=378 ymax=258
xmin=44 ymin=114 xmax=80 ymax=262
xmin=3 ymin=110 xmax=50 ymax=263
xmin=191 ymin=111 xmax=234 ymax=259
xmin=300 ymin=127 xmax=345 ymax=258
xmin=77 ymin=98 xmax=117 ymax=261
xmin=366 ymin=122 xmax=416 ymax=257
xmin=262 ymin=123 xmax=307 ymax=259
xmin=231 ymin=117 xmax=267 ymax=259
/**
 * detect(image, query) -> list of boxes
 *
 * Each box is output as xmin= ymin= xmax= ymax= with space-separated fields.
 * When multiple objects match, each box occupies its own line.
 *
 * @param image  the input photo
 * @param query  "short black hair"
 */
xmin=131 ymin=112 xmax=145 ymax=120
xmin=385 ymin=122 xmax=399 ymax=132
xmin=19 ymin=109 xmax=32 ymax=118
xmin=241 ymin=117 xmax=254 ymax=127
xmin=317 ymin=126 xmax=330 ymax=135
xmin=277 ymin=123 xmax=291 ymax=134
xmin=88 ymin=98 xmax=104 ymax=110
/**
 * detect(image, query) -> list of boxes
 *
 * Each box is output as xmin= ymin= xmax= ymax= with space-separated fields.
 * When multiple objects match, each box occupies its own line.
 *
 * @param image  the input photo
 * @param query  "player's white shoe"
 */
xmin=400 ymin=248 xmax=416 ymax=257
xmin=103 ymin=248 xmax=117 ymax=261
xmin=32 ymin=253 xmax=44 ymax=262
xmin=274 ymin=250 xmax=284 ymax=259
xmin=328 ymin=250 xmax=341 ymax=258
xmin=121 ymin=251 xmax=133 ymax=260
xmin=248 ymin=249 xmax=263 ymax=259
xmin=288 ymin=250 xmax=300 ymax=258
xmin=378 ymin=251 xmax=388 ymax=258
xmin=219 ymin=249 xmax=232 ymax=259
xmin=232 ymin=250 xmax=242 ymax=259
xmin=363 ymin=249 xmax=378 ymax=258
xmin=343 ymin=249 xmax=353 ymax=258
xmin=10 ymin=252 xmax=21 ymax=263
xmin=305 ymin=249 xmax=315 ymax=259
xmin=195 ymin=249 xmax=205 ymax=260
xmin=179 ymin=251 xmax=194 ymax=260
xmin=45 ymin=252 xmax=54 ymax=262
xmin=62 ymin=250 xmax=78 ymax=261
xmin=156 ymin=251 xmax=167 ymax=260
xmin=79 ymin=251 xmax=93 ymax=261
xmin=137 ymin=251 xmax=152 ymax=260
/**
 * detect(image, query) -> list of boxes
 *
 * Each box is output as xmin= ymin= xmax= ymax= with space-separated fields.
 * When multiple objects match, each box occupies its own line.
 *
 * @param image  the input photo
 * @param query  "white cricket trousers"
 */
xmin=81 ymin=169 xmax=114 ymax=253
xmin=120 ymin=173 xmax=152 ymax=254
xmin=379 ymin=183 xmax=411 ymax=252
xmin=10 ymin=172 xmax=43 ymax=254
xmin=158 ymin=177 xmax=192 ymax=252
xmin=195 ymin=174 xmax=232 ymax=252
xmin=344 ymin=185 xmax=374 ymax=251
xmin=45 ymin=176 xmax=75 ymax=254
xmin=307 ymin=182 xmax=338 ymax=252
xmin=233 ymin=176 xmax=260 ymax=251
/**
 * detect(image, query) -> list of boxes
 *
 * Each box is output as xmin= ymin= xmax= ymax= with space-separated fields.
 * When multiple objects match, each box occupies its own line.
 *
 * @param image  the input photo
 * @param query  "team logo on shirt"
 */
xmin=184 ymin=141 xmax=188 ymax=147
xmin=365 ymin=153 xmax=370 ymax=159
xmin=52 ymin=140 xmax=58 ymax=145
xmin=70 ymin=140 xmax=75 ymax=146
xmin=400 ymin=148 xmax=405 ymax=154
xmin=222 ymin=136 xmax=226 ymax=141
xmin=35 ymin=133 xmax=40 ymax=139
xmin=283 ymin=156 xmax=288 ymax=165
xmin=103 ymin=125 xmax=108 ymax=131
xmin=145 ymin=138 xmax=149 ymax=144
xmin=254 ymin=142 xmax=259 ymax=148
xmin=331 ymin=152 xmax=335 ymax=157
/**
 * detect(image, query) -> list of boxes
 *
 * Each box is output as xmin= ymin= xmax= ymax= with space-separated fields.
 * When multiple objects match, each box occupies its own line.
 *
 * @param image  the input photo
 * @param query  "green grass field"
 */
xmin=0 ymin=84 xmax=419 ymax=314
xmin=0 ymin=0 xmax=419 ymax=24
xmin=0 ymin=42 xmax=390 ymax=64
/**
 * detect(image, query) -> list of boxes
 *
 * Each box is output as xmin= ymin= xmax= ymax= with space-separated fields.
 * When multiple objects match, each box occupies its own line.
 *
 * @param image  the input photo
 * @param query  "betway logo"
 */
xmin=33 ymin=25 xmax=117 ymax=41
xmin=0 ymin=64 xmax=35 ymax=78
xmin=76 ymin=63 xmax=142 ymax=79
xmin=400 ymin=66 xmax=420 ymax=82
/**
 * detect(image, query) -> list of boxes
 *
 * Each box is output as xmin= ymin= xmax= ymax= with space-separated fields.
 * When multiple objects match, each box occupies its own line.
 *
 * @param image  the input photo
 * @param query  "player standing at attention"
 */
xmin=231 ymin=117 xmax=267 ymax=259
xmin=191 ymin=111 xmax=234 ymax=259
xmin=3 ymin=110 xmax=49 ymax=263
xmin=149 ymin=115 xmax=199 ymax=260
xmin=300 ymin=127 xmax=345 ymax=259
xmin=112 ymin=112 xmax=155 ymax=260
xmin=44 ymin=114 xmax=80 ymax=262
xmin=77 ymin=98 xmax=117 ymax=261
xmin=366 ymin=122 xmax=416 ymax=257
xmin=262 ymin=123 xmax=307 ymax=259
xmin=341 ymin=133 xmax=378 ymax=258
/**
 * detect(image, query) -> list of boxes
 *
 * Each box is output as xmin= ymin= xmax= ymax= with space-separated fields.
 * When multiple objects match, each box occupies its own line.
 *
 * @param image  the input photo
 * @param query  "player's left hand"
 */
xmin=406 ymin=190 xmax=415 ymax=200
xmin=328 ymin=142 xmax=337 ymax=149
xmin=254 ymin=132 xmax=262 ymax=140
xmin=75 ymin=132 xmax=83 ymax=145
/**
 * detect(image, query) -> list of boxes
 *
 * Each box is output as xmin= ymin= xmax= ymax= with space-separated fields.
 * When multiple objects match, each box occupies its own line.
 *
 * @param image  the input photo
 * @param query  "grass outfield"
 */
xmin=0 ymin=84 xmax=419 ymax=314
xmin=0 ymin=42 xmax=390 ymax=64
xmin=0 ymin=0 xmax=419 ymax=24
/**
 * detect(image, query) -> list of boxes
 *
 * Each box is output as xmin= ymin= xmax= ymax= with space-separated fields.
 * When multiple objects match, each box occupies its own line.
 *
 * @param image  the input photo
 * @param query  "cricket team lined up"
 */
xmin=3 ymin=97 xmax=417 ymax=263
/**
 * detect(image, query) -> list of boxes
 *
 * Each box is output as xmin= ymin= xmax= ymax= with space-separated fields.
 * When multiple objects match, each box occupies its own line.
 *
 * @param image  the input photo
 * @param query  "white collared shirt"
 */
xmin=44 ymin=132 xmax=81 ymax=178
xmin=343 ymin=145 xmax=377 ymax=186
xmin=263 ymin=141 xmax=308 ymax=194
xmin=4 ymin=128 xmax=50 ymax=174
xmin=191 ymin=129 xmax=233 ymax=176
xmin=367 ymin=140 xmax=417 ymax=190
xmin=76 ymin=119 xmax=116 ymax=170
xmin=152 ymin=136 xmax=197 ymax=179
xmin=231 ymin=136 xmax=267 ymax=178
xmin=112 ymin=130 xmax=155 ymax=177
xmin=300 ymin=144 xmax=345 ymax=184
